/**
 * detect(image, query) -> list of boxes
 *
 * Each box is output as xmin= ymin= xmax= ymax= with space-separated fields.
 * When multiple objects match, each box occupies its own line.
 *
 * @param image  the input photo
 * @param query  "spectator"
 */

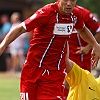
xmin=9 ymin=12 xmax=26 ymax=72
xmin=0 ymin=14 xmax=11 ymax=40
xmin=0 ymin=14 xmax=11 ymax=71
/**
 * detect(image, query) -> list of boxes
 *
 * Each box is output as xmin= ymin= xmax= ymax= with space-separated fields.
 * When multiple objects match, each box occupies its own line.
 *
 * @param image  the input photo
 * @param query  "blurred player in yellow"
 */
xmin=65 ymin=42 xmax=100 ymax=100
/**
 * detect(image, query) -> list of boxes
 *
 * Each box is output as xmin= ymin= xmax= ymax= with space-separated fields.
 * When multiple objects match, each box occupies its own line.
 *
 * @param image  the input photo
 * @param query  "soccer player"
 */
xmin=63 ymin=6 xmax=100 ymax=99
xmin=65 ymin=41 xmax=100 ymax=100
xmin=0 ymin=0 xmax=100 ymax=99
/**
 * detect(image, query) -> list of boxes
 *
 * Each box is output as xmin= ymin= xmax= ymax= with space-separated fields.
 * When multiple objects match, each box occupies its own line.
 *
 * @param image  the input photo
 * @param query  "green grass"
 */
xmin=0 ymin=72 xmax=20 ymax=100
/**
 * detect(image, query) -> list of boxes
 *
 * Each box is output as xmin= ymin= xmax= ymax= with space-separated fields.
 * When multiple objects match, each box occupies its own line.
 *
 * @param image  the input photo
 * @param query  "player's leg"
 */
xmin=20 ymin=61 xmax=44 ymax=100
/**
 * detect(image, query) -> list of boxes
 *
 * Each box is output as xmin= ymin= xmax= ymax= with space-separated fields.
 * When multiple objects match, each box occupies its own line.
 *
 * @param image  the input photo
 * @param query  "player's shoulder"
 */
xmin=75 ymin=5 xmax=91 ymax=14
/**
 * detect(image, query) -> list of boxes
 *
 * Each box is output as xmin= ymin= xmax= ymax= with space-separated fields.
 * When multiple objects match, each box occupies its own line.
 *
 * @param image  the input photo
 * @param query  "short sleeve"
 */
xmin=65 ymin=62 xmax=82 ymax=87
xmin=85 ymin=12 xmax=100 ymax=33
xmin=22 ymin=7 xmax=50 ymax=32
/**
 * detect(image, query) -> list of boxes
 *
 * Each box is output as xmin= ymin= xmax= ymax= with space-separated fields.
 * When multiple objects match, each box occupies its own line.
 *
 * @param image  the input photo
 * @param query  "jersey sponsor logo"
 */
xmin=53 ymin=23 xmax=73 ymax=35
xmin=30 ymin=14 xmax=37 ymax=20
xmin=20 ymin=92 xmax=29 ymax=100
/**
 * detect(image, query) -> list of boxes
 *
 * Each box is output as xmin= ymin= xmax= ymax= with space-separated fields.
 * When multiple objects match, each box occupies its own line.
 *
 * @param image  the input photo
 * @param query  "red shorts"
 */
xmin=20 ymin=62 xmax=66 ymax=100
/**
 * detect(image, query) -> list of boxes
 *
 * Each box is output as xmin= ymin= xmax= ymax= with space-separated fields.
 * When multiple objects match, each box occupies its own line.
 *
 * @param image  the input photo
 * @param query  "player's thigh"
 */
xmin=20 ymin=61 xmax=45 ymax=100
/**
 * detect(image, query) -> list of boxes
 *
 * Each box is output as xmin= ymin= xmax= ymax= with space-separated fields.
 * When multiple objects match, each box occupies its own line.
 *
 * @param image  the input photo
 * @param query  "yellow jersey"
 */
xmin=65 ymin=62 xmax=100 ymax=100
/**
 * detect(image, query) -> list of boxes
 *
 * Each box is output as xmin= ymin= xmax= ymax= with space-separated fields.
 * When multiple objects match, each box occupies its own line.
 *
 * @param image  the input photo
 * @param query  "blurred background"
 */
xmin=0 ymin=0 xmax=100 ymax=21
xmin=0 ymin=0 xmax=100 ymax=100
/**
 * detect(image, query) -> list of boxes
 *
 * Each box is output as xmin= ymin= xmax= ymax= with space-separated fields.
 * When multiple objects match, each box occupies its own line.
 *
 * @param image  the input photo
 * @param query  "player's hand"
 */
xmin=91 ymin=44 xmax=100 ymax=68
xmin=76 ymin=45 xmax=92 ymax=55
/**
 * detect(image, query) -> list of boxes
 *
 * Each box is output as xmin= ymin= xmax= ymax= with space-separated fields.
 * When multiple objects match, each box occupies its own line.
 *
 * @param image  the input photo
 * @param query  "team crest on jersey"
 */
xmin=53 ymin=23 xmax=74 ymax=35
xmin=20 ymin=92 xmax=29 ymax=100
xmin=71 ymin=13 xmax=77 ymax=25
xmin=73 ymin=16 xmax=77 ymax=25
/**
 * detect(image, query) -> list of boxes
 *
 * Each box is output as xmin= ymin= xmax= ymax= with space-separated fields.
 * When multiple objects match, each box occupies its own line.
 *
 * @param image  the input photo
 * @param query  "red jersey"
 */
xmin=69 ymin=5 xmax=100 ymax=62
xmin=22 ymin=2 xmax=84 ymax=70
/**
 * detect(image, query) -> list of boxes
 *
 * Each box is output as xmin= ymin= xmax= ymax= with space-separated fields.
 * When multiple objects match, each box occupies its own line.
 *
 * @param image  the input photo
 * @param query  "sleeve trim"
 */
xmin=21 ymin=22 xmax=26 ymax=30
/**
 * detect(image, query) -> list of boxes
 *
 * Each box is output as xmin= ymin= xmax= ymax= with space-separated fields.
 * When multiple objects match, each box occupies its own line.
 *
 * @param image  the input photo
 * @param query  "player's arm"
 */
xmin=76 ymin=31 xmax=100 ymax=55
xmin=76 ymin=11 xmax=100 ymax=55
xmin=0 ymin=24 xmax=26 ymax=55
xmin=65 ymin=42 xmax=84 ymax=88
xmin=77 ymin=26 xmax=100 ymax=67
xmin=65 ymin=42 xmax=74 ymax=73
xmin=77 ymin=26 xmax=98 ymax=47
xmin=80 ymin=11 xmax=100 ymax=54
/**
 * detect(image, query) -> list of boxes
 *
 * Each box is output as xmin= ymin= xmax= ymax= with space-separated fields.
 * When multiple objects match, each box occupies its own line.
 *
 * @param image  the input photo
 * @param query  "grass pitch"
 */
xmin=0 ymin=72 xmax=20 ymax=100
